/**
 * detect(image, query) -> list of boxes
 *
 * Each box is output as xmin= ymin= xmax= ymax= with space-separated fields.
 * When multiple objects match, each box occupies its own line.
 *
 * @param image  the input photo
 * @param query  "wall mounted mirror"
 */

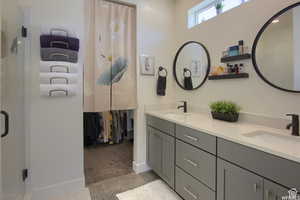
xmin=252 ymin=2 xmax=300 ymax=93
xmin=173 ymin=41 xmax=210 ymax=90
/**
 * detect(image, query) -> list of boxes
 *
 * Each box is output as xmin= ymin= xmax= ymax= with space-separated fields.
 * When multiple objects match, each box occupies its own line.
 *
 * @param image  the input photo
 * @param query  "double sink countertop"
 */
xmin=146 ymin=109 xmax=300 ymax=164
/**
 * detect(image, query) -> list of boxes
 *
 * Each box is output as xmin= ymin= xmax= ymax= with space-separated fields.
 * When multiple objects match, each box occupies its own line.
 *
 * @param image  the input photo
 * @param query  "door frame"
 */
xmin=111 ymin=0 xmax=148 ymax=174
xmin=0 ymin=0 xmax=3 ymax=196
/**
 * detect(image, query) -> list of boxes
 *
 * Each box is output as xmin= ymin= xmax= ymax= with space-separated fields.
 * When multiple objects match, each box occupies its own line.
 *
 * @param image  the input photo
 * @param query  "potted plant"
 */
xmin=210 ymin=101 xmax=241 ymax=122
xmin=215 ymin=1 xmax=224 ymax=15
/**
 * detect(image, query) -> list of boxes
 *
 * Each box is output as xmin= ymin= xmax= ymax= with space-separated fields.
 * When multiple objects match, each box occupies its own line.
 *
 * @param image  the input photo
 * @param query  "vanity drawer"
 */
xmin=218 ymin=138 xmax=300 ymax=189
xmin=176 ymin=125 xmax=216 ymax=154
xmin=176 ymin=140 xmax=216 ymax=190
xmin=147 ymin=115 xmax=175 ymax=136
xmin=175 ymin=167 xmax=215 ymax=200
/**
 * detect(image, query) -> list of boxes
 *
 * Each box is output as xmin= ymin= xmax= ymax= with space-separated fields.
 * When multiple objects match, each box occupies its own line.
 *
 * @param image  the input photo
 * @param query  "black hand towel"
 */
xmin=183 ymin=68 xmax=193 ymax=90
xmin=157 ymin=75 xmax=167 ymax=96
xmin=184 ymin=77 xmax=193 ymax=90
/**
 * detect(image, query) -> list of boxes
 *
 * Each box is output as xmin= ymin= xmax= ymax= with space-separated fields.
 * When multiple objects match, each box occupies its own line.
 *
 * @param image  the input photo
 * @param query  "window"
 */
xmin=188 ymin=0 xmax=250 ymax=29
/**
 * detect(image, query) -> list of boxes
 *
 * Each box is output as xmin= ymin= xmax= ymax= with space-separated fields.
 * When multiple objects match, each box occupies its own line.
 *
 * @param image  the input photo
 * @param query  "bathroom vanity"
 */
xmin=146 ymin=111 xmax=300 ymax=200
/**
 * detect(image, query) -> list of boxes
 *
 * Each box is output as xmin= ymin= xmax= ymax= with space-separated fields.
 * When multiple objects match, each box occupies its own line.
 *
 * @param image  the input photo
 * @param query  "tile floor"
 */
xmin=89 ymin=171 xmax=158 ymax=200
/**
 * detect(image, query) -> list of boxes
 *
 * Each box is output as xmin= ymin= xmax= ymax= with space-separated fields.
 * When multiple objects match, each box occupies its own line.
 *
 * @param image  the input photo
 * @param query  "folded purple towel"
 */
xmin=40 ymin=35 xmax=80 ymax=51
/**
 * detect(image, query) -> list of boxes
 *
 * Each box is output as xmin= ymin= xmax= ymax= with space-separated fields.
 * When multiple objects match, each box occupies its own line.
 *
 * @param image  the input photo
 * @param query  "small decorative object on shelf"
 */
xmin=209 ymin=63 xmax=249 ymax=80
xmin=210 ymin=101 xmax=241 ymax=122
xmin=221 ymin=40 xmax=251 ymax=63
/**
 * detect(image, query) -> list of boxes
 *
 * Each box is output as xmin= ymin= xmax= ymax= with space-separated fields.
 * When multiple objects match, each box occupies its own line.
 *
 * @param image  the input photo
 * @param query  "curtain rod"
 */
xmin=103 ymin=0 xmax=136 ymax=8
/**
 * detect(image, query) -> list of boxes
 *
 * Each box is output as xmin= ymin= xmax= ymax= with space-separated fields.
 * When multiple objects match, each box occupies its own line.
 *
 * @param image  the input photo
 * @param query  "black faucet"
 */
xmin=177 ymin=101 xmax=187 ymax=113
xmin=286 ymin=114 xmax=299 ymax=136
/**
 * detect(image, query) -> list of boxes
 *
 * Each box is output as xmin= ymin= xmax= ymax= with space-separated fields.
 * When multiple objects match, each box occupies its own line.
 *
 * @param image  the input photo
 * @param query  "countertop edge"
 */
xmin=145 ymin=111 xmax=300 ymax=165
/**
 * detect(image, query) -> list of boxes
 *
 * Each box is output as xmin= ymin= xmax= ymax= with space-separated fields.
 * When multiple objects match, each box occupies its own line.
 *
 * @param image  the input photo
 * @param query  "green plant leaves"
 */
xmin=210 ymin=101 xmax=241 ymax=114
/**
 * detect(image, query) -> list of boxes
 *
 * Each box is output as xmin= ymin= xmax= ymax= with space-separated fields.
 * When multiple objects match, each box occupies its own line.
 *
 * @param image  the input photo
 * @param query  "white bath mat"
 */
xmin=45 ymin=188 xmax=91 ymax=200
xmin=116 ymin=180 xmax=182 ymax=200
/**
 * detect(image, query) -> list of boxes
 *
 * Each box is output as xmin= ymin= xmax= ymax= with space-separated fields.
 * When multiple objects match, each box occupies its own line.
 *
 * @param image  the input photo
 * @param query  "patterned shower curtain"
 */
xmin=84 ymin=0 xmax=137 ymax=112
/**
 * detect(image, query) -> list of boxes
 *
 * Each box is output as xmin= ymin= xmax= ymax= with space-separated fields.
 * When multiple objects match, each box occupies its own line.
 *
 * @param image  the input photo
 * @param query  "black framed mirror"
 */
xmin=252 ymin=2 xmax=300 ymax=93
xmin=173 ymin=41 xmax=211 ymax=90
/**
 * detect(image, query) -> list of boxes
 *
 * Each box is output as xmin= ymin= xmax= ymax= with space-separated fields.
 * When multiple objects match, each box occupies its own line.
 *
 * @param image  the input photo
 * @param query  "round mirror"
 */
xmin=253 ymin=2 xmax=300 ymax=93
xmin=173 ymin=41 xmax=210 ymax=90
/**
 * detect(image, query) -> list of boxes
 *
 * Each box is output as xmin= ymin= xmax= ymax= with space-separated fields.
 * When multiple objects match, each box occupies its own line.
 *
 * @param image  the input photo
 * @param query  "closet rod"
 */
xmin=103 ymin=0 xmax=136 ymax=8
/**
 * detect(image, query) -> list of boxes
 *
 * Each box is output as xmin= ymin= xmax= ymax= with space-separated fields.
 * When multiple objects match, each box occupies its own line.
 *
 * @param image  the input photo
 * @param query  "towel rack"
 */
xmin=39 ymin=28 xmax=79 ymax=97
xmin=50 ymin=65 xmax=70 ymax=73
xmin=50 ymin=53 xmax=70 ymax=59
xmin=49 ymin=89 xmax=69 ymax=97
xmin=50 ymin=41 xmax=70 ymax=49
xmin=50 ymin=77 xmax=69 ymax=84
xmin=50 ymin=28 xmax=69 ymax=37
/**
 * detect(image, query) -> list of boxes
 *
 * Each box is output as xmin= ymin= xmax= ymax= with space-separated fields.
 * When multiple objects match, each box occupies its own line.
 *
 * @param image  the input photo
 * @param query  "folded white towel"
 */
xmin=40 ymin=61 xmax=78 ymax=73
xmin=40 ymin=27 xmax=77 ymax=38
xmin=40 ymin=84 xmax=77 ymax=97
xmin=40 ymin=73 xmax=78 ymax=84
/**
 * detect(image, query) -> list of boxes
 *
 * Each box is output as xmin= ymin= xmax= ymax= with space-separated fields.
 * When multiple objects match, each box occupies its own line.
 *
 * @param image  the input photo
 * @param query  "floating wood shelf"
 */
xmin=221 ymin=54 xmax=251 ymax=63
xmin=208 ymin=73 xmax=249 ymax=80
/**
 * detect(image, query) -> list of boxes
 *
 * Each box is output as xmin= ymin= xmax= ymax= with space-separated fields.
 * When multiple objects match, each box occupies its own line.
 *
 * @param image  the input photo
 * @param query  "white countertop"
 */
xmin=146 ymin=109 xmax=300 ymax=164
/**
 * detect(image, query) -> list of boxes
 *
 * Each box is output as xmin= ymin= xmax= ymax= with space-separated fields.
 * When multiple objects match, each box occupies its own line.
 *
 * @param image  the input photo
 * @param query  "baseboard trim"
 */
xmin=133 ymin=161 xmax=151 ymax=174
xmin=31 ymin=177 xmax=85 ymax=200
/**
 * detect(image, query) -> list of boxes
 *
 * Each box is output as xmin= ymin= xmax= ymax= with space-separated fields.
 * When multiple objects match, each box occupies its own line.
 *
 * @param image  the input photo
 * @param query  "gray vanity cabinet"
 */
xmin=264 ymin=180 xmax=289 ymax=200
xmin=147 ymin=127 xmax=163 ymax=176
xmin=161 ymin=133 xmax=175 ymax=188
xmin=147 ymin=126 xmax=175 ymax=188
xmin=217 ymin=158 xmax=264 ymax=200
xmin=146 ymin=114 xmax=296 ymax=200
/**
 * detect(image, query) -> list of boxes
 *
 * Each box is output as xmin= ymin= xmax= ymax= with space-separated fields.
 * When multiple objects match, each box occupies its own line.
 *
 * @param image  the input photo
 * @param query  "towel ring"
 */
xmin=183 ymin=68 xmax=192 ymax=78
xmin=158 ymin=66 xmax=168 ymax=77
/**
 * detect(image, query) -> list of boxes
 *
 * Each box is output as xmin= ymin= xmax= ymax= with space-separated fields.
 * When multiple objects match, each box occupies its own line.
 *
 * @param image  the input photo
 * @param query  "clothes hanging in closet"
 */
xmin=83 ymin=110 xmax=134 ymax=147
xmin=84 ymin=113 xmax=102 ymax=146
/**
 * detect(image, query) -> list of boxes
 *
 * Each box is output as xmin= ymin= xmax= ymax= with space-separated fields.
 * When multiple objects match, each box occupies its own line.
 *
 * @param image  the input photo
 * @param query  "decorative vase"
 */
xmin=211 ymin=112 xmax=239 ymax=122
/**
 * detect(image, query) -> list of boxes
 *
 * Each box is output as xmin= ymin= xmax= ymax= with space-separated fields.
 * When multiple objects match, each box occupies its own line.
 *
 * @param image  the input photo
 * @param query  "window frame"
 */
xmin=188 ymin=0 xmax=250 ymax=29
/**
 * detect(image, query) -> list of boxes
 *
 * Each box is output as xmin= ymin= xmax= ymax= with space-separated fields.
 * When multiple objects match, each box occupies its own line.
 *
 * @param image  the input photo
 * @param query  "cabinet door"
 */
xmin=264 ymin=180 xmax=289 ymax=200
xmin=217 ymin=159 xmax=264 ymax=200
xmin=147 ymin=127 xmax=163 ymax=176
xmin=162 ymin=133 xmax=175 ymax=189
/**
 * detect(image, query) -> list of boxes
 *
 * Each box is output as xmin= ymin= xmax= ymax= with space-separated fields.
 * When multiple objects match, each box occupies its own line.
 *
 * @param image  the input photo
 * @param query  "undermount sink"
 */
xmin=243 ymin=131 xmax=300 ymax=147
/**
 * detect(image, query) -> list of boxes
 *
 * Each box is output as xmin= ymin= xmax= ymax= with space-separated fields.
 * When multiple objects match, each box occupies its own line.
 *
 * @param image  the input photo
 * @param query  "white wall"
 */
xmin=22 ymin=0 xmax=176 ymax=198
xmin=130 ymin=0 xmax=176 ymax=172
xmin=25 ymin=0 xmax=85 ymax=199
xmin=174 ymin=0 xmax=300 ymax=119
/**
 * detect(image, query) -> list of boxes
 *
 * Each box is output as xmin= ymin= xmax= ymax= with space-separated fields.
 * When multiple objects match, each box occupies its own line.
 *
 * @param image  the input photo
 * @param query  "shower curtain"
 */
xmin=84 ymin=0 xmax=137 ymax=112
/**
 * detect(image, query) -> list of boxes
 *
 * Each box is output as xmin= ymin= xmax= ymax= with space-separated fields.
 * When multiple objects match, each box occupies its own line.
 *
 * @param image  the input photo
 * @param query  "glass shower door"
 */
xmin=1 ymin=0 xmax=26 ymax=199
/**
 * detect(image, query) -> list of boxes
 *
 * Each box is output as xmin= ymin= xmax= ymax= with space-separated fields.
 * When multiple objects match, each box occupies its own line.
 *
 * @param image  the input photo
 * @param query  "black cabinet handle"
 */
xmin=1 ymin=111 xmax=9 ymax=138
